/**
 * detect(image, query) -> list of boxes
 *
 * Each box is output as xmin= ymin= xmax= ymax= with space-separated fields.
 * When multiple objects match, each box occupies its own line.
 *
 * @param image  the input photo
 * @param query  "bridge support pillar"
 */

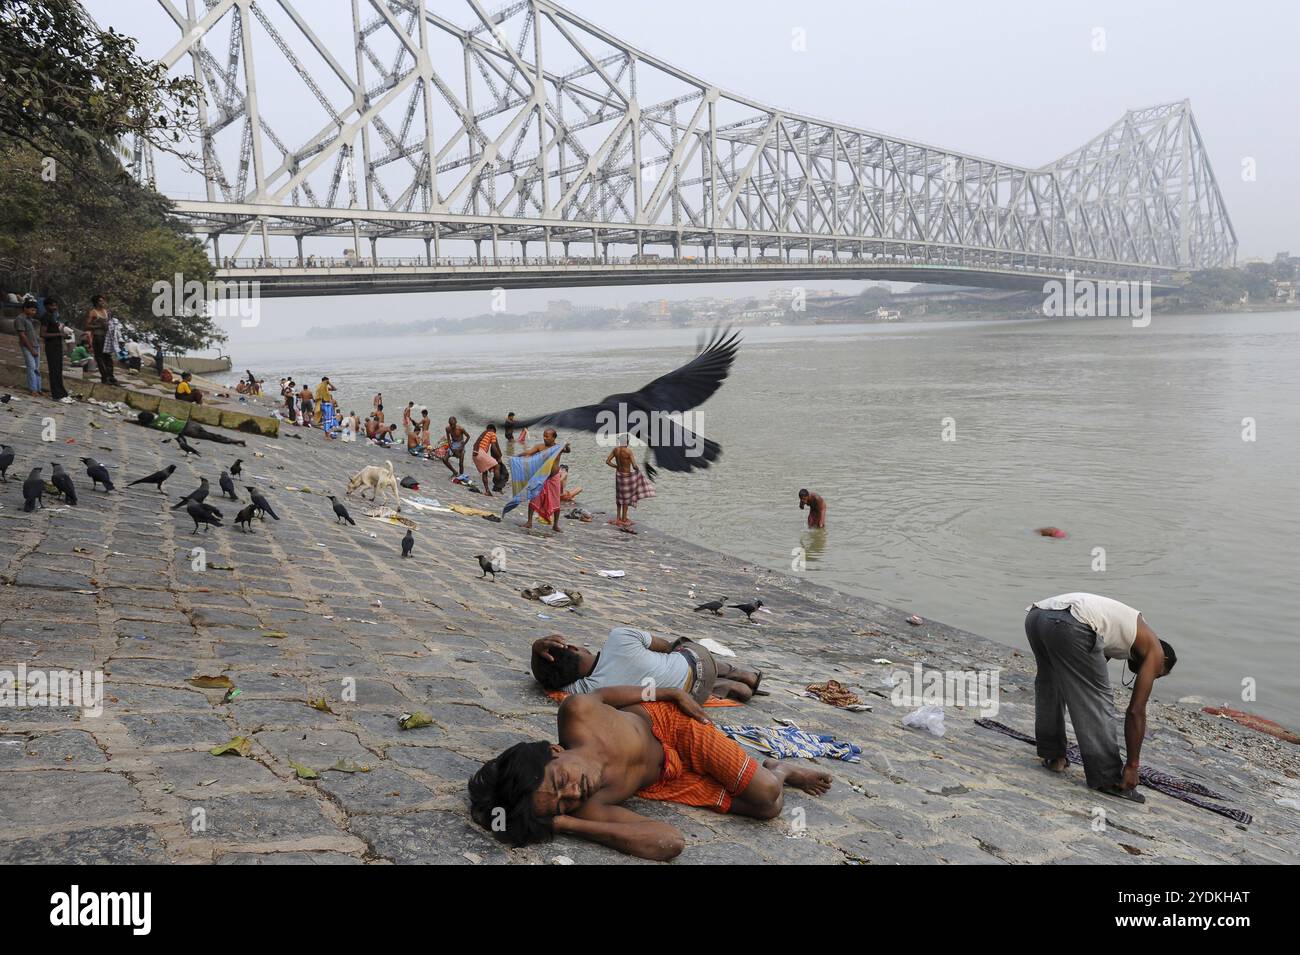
xmin=370 ymin=237 xmax=378 ymax=267
xmin=295 ymin=235 xmax=304 ymax=267
xmin=544 ymin=227 xmax=552 ymax=264
xmin=746 ymin=235 xmax=752 ymax=261
xmin=433 ymin=223 xmax=440 ymax=262
xmin=475 ymin=240 xmax=482 ymax=265
xmin=491 ymin=225 xmax=499 ymax=264
xmin=592 ymin=228 xmax=599 ymax=260
xmin=424 ymin=236 xmax=432 ymax=266
xmin=211 ymin=234 xmax=221 ymax=266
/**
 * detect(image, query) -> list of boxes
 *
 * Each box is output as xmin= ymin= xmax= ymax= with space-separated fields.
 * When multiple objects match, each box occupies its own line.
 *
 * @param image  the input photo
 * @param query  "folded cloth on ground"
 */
xmin=720 ymin=723 xmax=861 ymax=762
xmin=521 ymin=584 xmax=583 ymax=608
xmin=974 ymin=718 xmax=1252 ymax=825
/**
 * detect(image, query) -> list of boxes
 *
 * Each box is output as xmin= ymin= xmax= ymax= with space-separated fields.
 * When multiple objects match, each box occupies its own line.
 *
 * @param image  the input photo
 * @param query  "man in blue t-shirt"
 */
xmin=530 ymin=627 xmax=761 ymax=703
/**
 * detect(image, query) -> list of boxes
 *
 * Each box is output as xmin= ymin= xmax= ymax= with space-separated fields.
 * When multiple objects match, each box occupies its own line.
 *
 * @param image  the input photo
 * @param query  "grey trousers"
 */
xmin=1024 ymin=606 xmax=1123 ymax=789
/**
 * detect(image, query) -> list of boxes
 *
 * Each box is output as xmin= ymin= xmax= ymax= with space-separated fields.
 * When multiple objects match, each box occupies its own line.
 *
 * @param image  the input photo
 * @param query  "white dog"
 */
xmin=346 ymin=460 xmax=402 ymax=510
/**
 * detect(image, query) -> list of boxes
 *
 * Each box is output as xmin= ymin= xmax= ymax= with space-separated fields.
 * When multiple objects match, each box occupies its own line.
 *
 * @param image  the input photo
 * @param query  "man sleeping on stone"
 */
xmin=467 ymin=686 xmax=832 ymax=861
xmin=529 ymin=627 xmax=762 ymax=703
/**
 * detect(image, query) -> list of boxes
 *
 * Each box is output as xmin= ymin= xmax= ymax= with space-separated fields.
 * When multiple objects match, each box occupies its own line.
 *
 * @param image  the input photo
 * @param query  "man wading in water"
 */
xmin=1024 ymin=592 xmax=1176 ymax=802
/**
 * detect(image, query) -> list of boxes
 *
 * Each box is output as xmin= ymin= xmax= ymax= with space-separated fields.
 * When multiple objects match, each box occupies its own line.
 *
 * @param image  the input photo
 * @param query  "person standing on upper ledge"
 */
xmin=1024 ymin=592 xmax=1177 ymax=803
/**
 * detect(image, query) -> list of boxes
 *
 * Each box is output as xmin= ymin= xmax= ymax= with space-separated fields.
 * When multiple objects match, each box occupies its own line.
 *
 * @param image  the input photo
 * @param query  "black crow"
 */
xmin=401 ymin=529 xmax=414 ymax=558
xmin=693 ymin=597 xmax=727 ymax=616
xmin=80 ymin=457 xmax=114 ymax=491
xmin=218 ymin=470 xmax=238 ymax=499
xmin=460 ymin=327 xmax=740 ymax=473
xmin=22 ymin=467 xmax=43 ymax=512
xmin=729 ymin=599 xmax=765 ymax=623
xmin=230 ymin=458 xmax=243 ymax=477
xmin=128 ymin=464 xmax=176 ymax=492
xmin=474 ymin=554 xmax=498 ymax=580
xmin=170 ymin=477 xmax=209 ymax=509
xmin=235 ymin=503 xmax=257 ymax=532
xmin=244 ymin=486 xmax=279 ymax=520
xmin=50 ymin=462 xmax=77 ymax=505
xmin=0 ymin=444 xmax=14 ymax=482
xmin=175 ymin=435 xmax=200 ymax=457
xmin=185 ymin=498 xmax=222 ymax=533
xmin=328 ymin=495 xmax=356 ymax=525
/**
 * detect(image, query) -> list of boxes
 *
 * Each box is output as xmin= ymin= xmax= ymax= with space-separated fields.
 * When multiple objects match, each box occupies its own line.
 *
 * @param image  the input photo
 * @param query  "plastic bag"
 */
xmin=902 ymin=704 xmax=946 ymax=737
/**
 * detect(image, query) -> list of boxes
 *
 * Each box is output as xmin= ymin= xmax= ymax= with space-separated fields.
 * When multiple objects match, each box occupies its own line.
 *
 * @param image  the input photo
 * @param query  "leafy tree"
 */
xmin=0 ymin=0 xmax=222 ymax=354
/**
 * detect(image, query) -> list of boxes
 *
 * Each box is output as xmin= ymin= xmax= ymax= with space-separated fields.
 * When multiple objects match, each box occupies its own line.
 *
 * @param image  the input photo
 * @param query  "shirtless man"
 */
xmin=798 ymin=488 xmax=827 ymax=528
xmin=521 ymin=426 xmax=569 ymax=459
xmin=442 ymin=416 xmax=469 ymax=476
xmin=468 ymin=686 xmax=831 ymax=860
xmin=605 ymin=436 xmax=654 ymax=527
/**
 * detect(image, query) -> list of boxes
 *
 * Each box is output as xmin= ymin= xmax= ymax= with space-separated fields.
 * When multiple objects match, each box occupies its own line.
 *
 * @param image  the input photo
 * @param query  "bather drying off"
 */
xmin=468 ymin=686 xmax=831 ymax=860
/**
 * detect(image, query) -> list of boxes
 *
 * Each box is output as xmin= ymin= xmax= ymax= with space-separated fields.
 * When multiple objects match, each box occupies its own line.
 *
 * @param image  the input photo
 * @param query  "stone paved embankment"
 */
xmin=1 ymin=392 xmax=1296 ymax=864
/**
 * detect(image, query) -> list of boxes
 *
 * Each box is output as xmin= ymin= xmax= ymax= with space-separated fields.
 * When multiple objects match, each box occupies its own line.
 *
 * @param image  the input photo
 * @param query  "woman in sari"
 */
xmin=472 ymin=425 xmax=501 ymax=497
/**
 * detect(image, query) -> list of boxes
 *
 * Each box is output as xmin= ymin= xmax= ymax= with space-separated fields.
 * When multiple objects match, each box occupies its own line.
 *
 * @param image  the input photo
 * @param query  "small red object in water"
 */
xmin=1035 ymin=527 xmax=1067 ymax=539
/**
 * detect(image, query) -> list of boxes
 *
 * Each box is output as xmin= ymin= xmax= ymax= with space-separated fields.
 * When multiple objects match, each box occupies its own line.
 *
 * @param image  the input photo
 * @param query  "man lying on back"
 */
xmin=530 ymin=627 xmax=762 ymax=703
xmin=468 ymin=686 xmax=830 ymax=860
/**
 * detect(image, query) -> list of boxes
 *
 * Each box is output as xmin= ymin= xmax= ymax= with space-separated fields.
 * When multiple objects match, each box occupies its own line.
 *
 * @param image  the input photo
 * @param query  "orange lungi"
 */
xmin=635 ymin=701 xmax=758 ymax=813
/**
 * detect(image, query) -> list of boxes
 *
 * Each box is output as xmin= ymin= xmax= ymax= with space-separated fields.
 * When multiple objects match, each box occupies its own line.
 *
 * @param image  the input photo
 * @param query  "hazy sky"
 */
xmin=88 ymin=0 xmax=1300 ymax=344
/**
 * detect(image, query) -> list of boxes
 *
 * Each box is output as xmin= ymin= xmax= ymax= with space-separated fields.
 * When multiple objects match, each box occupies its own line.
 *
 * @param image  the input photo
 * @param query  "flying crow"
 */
xmin=461 ymin=327 xmax=740 ymax=473
xmin=50 ymin=462 xmax=77 ymax=505
xmin=128 ymin=464 xmax=176 ymax=492
xmin=80 ymin=457 xmax=114 ymax=491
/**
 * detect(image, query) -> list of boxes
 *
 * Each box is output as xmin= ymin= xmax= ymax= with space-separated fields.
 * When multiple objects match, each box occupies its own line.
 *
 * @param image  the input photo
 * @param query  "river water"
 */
xmin=231 ymin=311 xmax=1300 ymax=723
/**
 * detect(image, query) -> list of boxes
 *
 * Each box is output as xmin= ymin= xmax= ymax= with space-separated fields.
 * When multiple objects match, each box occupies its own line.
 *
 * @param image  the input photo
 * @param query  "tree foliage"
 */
xmin=0 ymin=0 xmax=222 ymax=353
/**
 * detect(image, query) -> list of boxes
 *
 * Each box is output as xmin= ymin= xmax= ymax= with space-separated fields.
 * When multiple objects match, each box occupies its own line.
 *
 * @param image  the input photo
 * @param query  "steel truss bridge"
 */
xmin=132 ymin=0 xmax=1238 ymax=297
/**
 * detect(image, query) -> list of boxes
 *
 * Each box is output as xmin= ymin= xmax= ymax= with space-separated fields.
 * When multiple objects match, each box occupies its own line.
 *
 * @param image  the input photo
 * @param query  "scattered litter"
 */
xmin=872 ymin=658 xmax=893 ymax=665
xmin=805 ymin=680 xmax=871 ymax=711
xmin=398 ymin=712 xmax=433 ymax=730
xmin=210 ymin=736 xmax=253 ymax=757
xmin=698 ymin=638 xmax=735 ymax=658
xmin=902 ymin=705 xmax=946 ymax=737
xmin=463 ymin=852 xmax=482 ymax=864
xmin=307 ymin=698 xmax=334 ymax=713
xmin=551 ymin=855 xmax=574 ymax=865
xmin=536 ymin=613 xmax=552 ymax=620
xmin=187 ymin=675 xmax=235 ymax=690
xmin=906 ymin=615 xmax=923 ymax=626
xmin=290 ymin=761 xmax=320 ymax=780
xmin=329 ymin=759 xmax=372 ymax=774
xmin=597 ymin=569 xmax=626 ymax=578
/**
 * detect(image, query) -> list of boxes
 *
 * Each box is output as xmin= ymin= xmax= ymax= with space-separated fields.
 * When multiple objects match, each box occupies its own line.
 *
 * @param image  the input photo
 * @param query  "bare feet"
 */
xmin=766 ymin=759 xmax=832 ymax=795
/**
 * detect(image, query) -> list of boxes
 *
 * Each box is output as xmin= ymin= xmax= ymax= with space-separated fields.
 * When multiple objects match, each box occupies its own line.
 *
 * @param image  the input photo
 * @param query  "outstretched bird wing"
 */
xmin=458 ymin=328 xmax=739 ymax=473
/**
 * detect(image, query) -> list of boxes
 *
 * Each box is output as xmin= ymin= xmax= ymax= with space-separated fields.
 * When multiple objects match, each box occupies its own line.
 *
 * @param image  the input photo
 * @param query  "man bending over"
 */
xmin=468 ymin=687 xmax=831 ymax=860
xmin=530 ymin=627 xmax=761 ymax=703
